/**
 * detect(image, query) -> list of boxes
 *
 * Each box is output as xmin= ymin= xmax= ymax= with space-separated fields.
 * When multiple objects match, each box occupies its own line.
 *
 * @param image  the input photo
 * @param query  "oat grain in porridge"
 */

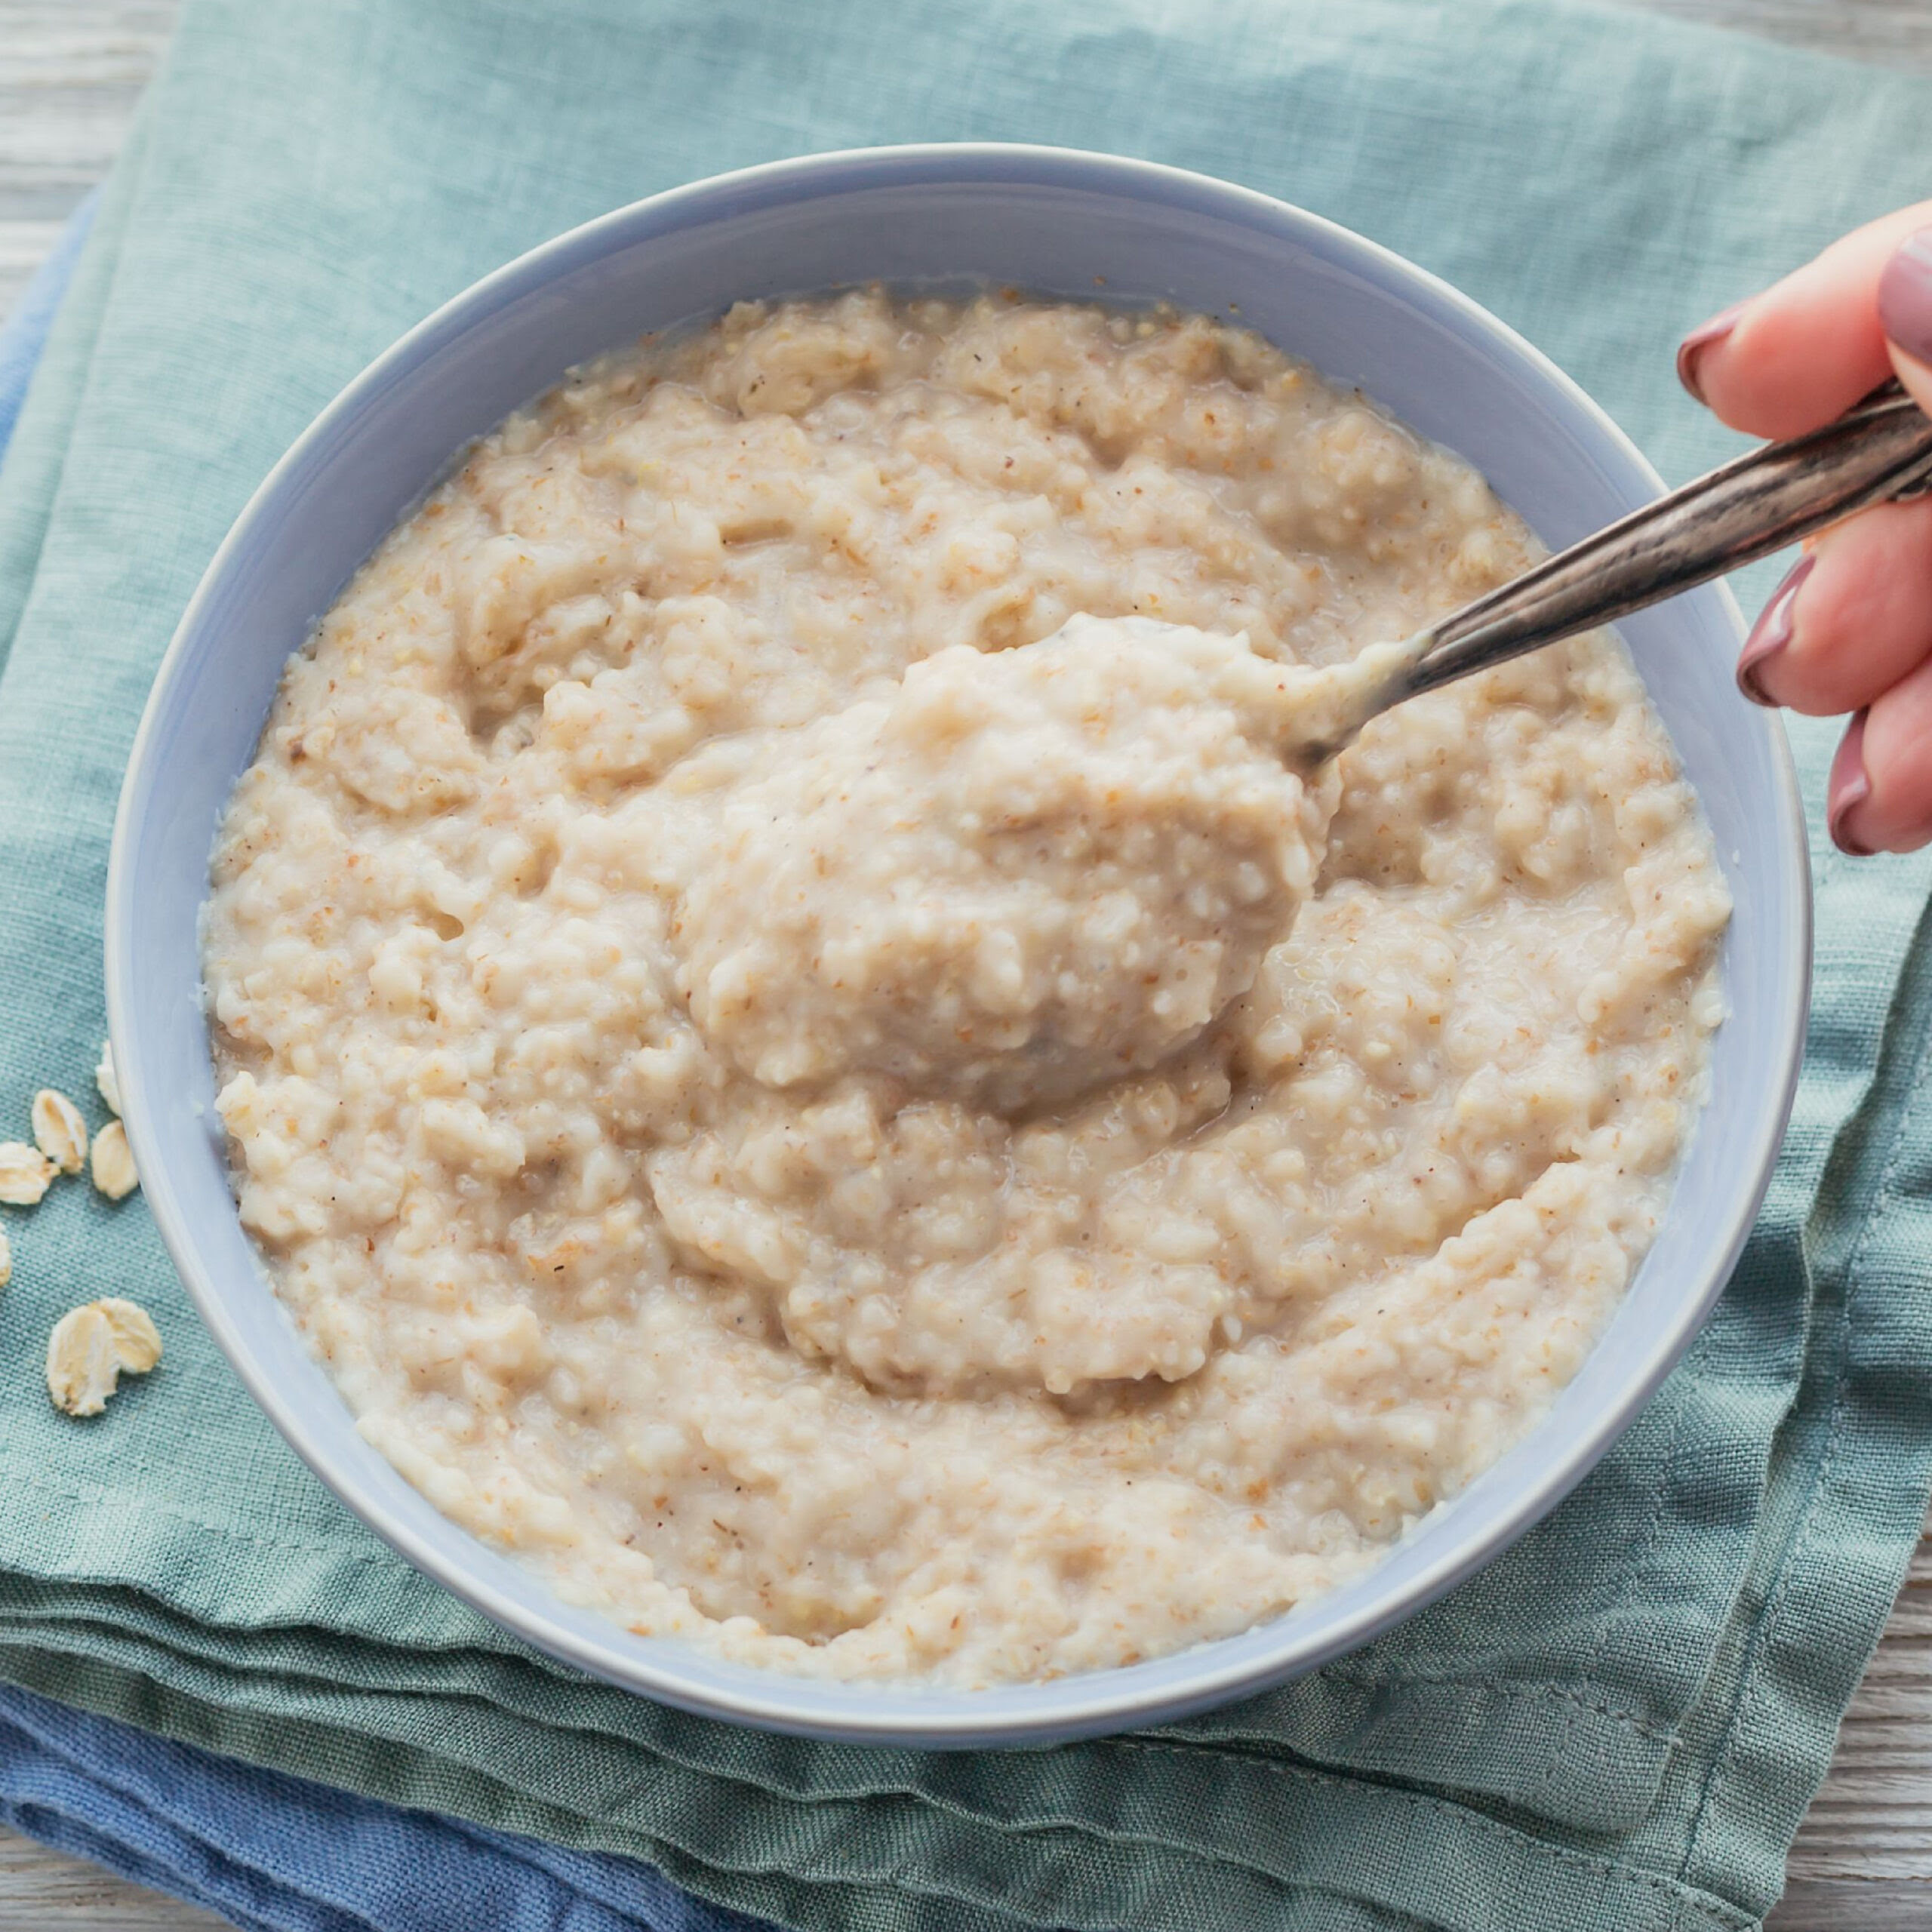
xmin=203 ymin=291 xmax=1731 ymax=1684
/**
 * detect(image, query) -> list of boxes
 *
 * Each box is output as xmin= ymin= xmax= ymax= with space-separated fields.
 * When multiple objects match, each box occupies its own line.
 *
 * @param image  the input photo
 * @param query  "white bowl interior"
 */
xmin=108 ymin=146 xmax=1809 ymax=1746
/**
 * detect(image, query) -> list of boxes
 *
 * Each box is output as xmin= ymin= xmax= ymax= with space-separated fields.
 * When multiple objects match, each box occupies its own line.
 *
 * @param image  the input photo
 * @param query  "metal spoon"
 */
xmin=1287 ymin=380 xmax=1932 ymax=767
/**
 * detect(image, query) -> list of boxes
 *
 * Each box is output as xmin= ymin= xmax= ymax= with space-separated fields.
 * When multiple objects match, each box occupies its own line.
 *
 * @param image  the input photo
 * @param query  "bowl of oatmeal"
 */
xmin=107 ymin=146 xmax=1808 ymax=1743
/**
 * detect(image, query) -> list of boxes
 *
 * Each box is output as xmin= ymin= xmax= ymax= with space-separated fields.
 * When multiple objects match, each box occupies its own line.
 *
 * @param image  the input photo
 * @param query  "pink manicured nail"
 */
xmin=1676 ymin=300 xmax=1746 ymax=405
xmin=1736 ymin=552 xmax=1814 ymax=706
xmin=1878 ymin=227 xmax=1932 ymax=365
xmin=1828 ymin=710 xmax=1874 ymax=857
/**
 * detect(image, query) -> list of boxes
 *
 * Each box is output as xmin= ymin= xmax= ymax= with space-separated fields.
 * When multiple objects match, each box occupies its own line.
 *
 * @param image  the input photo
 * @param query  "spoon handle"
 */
xmin=1388 ymin=381 xmax=1932 ymax=706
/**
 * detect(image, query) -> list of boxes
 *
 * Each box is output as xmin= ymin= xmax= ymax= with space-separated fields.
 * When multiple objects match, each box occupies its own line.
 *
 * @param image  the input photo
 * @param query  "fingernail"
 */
xmin=1676 ymin=300 xmax=1746 ymax=405
xmin=1828 ymin=709 xmax=1874 ymax=856
xmin=1878 ymin=226 xmax=1932 ymax=365
xmin=1736 ymin=553 xmax=1814 ymax=706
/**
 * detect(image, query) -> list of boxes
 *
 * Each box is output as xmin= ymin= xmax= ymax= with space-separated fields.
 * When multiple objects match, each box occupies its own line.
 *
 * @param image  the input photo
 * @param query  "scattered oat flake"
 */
xmin=0 ymin=1227 xmax=10 ymax=1290
xmin=91 ymin=1120 xmax=139 ymax=1201
xmin=0 ymin=1141 xmax=57 ymax=1207
xmin=95 ymin=1297 xmax=163 ymax=1371
xmin=96 ymin=1041 xmax=121 ymax=1117
xmin=47 ymin=1298 xmax=162 ymax=1416
xmin=32 ymin=1088 xmax=88 ymax=1174
xmin=47 ymin=1307 xmax=116 ymax=1414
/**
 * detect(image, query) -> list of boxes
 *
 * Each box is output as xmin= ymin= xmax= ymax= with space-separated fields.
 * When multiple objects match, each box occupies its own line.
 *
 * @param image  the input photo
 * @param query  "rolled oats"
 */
xmin=90 ymin=1119 xmax=139 ymax=1201
xmin=0 ymin=1142 xmax=56 ymax=1208
xmin=46 ymin=1297 xmax=162 ymax=1416
xmin=96 ymin=1041 xmax=122 ymax=1117
xmin=95 ymin=1296 xmax=163 ymax=1371
xmin=31 ymin=1088 xmax=88 ymax=1174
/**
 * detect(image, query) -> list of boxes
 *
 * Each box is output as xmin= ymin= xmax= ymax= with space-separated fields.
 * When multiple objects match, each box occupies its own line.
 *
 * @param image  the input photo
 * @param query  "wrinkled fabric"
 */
xmin=0 ymin=192 xmax=94 ymax=462
xmin=0 ymin=1679 xmax=771 ymax=1932
xmin=2 ymin=3 xmax=1930 ymax=1928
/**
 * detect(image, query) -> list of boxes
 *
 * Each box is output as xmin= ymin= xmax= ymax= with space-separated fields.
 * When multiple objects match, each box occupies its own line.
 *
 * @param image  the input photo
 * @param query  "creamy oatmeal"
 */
xmin=203 ymin=291 xmax=1730 ymax=1684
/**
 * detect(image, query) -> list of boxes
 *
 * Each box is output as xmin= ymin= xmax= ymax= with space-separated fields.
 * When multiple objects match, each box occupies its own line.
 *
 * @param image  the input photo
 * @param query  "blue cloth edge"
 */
xmin=0 ymin=1677 xmax=769 ymax=1932
xmin=0 ymin=191 xmax=97 ymax=466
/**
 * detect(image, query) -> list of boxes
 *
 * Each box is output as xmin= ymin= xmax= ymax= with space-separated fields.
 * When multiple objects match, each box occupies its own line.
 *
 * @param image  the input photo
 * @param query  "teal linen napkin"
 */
xmin=3 ymin=2 xmax=1930 ymax=1927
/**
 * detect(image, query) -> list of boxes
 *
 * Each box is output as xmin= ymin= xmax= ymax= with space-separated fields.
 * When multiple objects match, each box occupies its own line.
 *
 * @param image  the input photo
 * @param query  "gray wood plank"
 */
xmin=0 ymin=1 xmax=178 ymax=317
xmin=1773 ymin=1875 xmax=1932 ymax=1932
xmin=1626 ymin=0 xmax=1932 ymax=69
xmin=0 ymin=1826 xmax=223 ymax=1928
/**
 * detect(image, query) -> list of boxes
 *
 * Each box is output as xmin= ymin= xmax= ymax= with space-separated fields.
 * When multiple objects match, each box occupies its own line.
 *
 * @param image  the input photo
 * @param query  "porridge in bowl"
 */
xmin=202 ymin=291 xmax=1731 ymax=1685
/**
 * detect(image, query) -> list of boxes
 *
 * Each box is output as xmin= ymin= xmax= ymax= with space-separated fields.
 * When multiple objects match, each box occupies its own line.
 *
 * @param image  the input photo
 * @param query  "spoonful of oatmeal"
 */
xmin=669 ymin=613 xmax=1342 ymax=1114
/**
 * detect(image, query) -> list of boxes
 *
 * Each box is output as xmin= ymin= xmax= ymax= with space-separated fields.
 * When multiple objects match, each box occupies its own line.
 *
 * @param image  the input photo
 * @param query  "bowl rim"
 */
xmin=106 ymin=140 xmax=1813 ymax=1743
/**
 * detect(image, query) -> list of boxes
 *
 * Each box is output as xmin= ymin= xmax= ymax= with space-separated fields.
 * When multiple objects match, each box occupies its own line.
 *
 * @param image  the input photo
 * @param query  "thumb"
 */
xmin=1879 ymin=226 xmax=1932 ymax=418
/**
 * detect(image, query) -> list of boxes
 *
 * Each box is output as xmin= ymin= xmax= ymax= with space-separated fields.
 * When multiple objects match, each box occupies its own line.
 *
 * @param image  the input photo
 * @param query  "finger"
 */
xmin=1879 ymin=229 xmax=1932 ymax=420
xmin=1678 ymin=202 xmax=1932 ymax=439
xmin=1889 ymin=342 xmax=1932 ymax=423
xmin=1737 ymin=495 xmax=1932 ymax=715
xmin=1829 ymin=661 xmax=1932 ymax=857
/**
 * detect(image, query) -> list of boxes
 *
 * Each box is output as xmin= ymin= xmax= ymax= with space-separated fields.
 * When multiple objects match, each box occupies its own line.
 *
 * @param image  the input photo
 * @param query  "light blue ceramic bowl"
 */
xmin=106 ymin=145 xmax=1810 ymax=1747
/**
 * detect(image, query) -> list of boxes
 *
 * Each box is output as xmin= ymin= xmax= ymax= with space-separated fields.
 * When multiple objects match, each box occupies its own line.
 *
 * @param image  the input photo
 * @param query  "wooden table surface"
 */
xmin=2 ymin=2 xmax=1927 ymax=1926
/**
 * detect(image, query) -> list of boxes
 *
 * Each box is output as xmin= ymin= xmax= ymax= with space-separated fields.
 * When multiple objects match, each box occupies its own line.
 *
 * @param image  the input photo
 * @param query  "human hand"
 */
xmin=1678 ymin=205 xmax=1932 ymax=855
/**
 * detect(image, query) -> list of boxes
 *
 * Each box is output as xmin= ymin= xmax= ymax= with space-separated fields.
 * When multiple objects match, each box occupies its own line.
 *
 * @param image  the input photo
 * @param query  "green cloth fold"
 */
xmin=2 ymin=2 xmax=1930 ymax=1926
